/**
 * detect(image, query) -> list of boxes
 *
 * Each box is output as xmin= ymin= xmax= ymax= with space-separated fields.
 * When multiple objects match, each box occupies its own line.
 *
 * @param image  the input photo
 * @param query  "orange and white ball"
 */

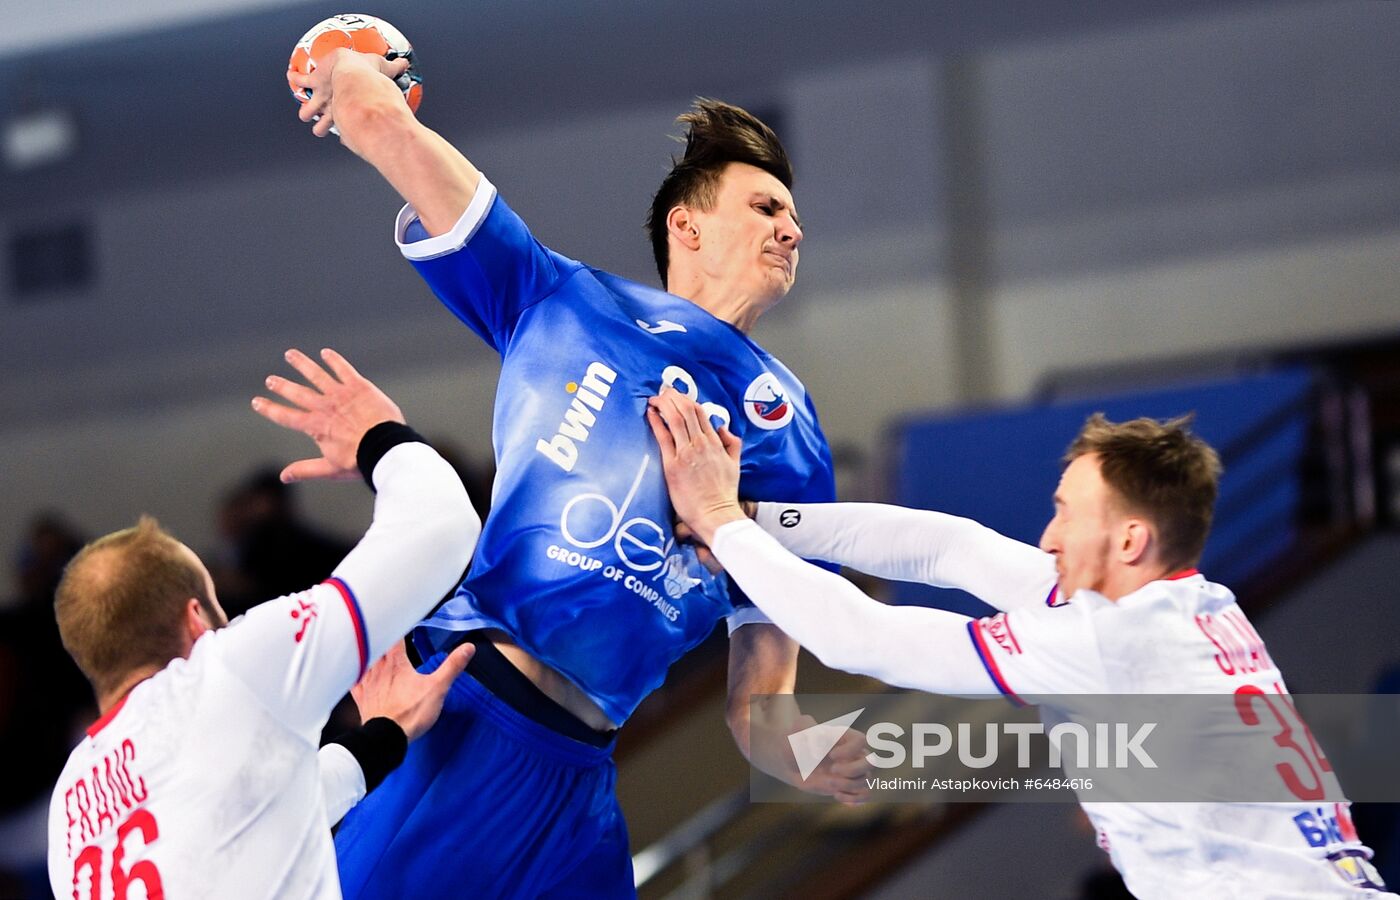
xmin=288 ymin=14 xmax=422 ymax=113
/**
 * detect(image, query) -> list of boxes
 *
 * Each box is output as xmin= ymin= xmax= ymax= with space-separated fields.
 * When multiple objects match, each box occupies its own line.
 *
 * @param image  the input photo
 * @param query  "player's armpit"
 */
xmin=397 ymin=182 xmax=573 ymax=353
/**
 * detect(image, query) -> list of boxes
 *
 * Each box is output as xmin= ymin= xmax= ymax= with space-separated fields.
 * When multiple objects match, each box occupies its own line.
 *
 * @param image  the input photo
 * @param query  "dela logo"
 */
xmin=536 ymin=362 xmax=618 ymax=472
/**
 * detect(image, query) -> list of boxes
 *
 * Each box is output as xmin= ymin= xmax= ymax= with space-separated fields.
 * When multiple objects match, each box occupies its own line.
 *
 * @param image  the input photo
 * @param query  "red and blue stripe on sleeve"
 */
xmin=966 ymin=619 xmax=1027 ymax=707
xmin=323 ymin=577 xmax=370 ymax=679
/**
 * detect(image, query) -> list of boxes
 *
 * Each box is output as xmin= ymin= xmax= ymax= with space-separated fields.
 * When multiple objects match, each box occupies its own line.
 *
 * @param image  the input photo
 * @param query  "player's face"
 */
xmin=178 ymin=541 xmax=229 ymax=630
xmin=694 ymin=162 xmax=803 ymax=305
xmin=1038 ymin=454 xmax=1118 ymax=599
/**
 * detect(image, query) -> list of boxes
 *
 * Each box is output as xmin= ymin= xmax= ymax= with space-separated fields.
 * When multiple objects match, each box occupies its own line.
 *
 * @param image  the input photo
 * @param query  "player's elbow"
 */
xmin=417 ymin=492 xmax=481 ymax=592
xmin=438 ymin=502 xmax=481 ymax=571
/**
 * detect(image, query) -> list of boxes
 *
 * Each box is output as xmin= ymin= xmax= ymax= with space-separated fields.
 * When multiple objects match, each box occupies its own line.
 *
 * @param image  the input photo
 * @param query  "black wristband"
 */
xmin=329 ymin=717 xmax=408 ymax=793
xmin=356 ymin=421 xmax=427 ymax=490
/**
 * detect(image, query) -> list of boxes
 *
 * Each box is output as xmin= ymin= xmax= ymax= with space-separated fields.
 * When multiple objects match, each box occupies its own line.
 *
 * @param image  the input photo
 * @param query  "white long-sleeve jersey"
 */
xmin=47 ymin=440 xmax=479 ymax=900
xmin=707 ymin=502 xmax=1392 ymax=899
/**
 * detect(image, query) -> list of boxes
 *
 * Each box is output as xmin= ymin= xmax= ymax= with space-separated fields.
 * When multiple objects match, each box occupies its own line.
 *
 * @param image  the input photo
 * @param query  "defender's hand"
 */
xmin=750 ymin=709 xmax=872 ymax=805
xmin=252 ymin=348 xmax=405 ymax=483
xmin=802 ymin=722 xmax=873 ymax=806
xmin=646 ymin=387 xmax=747 ymax=545
xmin=674 ymin=501 xmax=758 ymax=575
xmin=352 ymin=641 xmax=474 ymax=742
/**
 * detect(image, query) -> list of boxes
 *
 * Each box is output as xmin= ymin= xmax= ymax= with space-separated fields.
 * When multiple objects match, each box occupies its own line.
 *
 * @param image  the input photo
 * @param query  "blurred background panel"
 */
xmin=4 ymin=0 xmax=1399 ymax=554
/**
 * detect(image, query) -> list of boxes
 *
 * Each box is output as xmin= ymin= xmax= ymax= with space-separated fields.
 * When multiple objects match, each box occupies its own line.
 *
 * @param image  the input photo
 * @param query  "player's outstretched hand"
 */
xmin=805 ymin=723 xmax=873 ymax=806
xmin=252 ymin=348 xmax=405 ymax=483
xmin=352 ymin=641 xmax=475 ymax=742
xmin=749 ymin=706 xmax=872 ymax=805
xmin=646 ymin=387 xmax=748 ymax=544
xmin=288 ymin=47 xmax=410 ymax=139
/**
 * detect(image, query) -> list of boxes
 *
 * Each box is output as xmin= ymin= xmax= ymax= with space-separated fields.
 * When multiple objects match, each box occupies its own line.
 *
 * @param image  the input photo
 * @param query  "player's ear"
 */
xmin=1119 ymin=518 xmax=1152 ymax=567
xmin=184 ymin=597 xmax=213 ymax=644
xmin=666 ymin=206 xmax=702 ymax=250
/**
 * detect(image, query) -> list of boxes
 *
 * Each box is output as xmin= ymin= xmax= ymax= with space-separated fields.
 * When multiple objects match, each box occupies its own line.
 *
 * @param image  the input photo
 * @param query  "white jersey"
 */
xmin=707 ymin=502 xmax=1392 ymax=899
xmin=969 ymin=574 xmax=1385 ymax=899
xmin=47 ymin=441 xmax=479 ymax=900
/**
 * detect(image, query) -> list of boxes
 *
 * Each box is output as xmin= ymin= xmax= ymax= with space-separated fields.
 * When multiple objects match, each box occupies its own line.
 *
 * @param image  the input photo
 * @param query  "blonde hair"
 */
xmin=55 ymin=516 xmax=216 ymax=698
xmin=1065 ymin=414 xmax=1223 ymax=570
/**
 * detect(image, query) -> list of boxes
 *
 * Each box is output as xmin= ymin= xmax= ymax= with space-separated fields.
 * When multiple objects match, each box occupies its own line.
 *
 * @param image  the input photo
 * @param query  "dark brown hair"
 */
xmin=646 ymin=98 xmax=793 ymax=287
xmin=55 ymin=516 xmax=217 ymax=698
xmin=1065 ymin=414 xmax=1223 ymax=571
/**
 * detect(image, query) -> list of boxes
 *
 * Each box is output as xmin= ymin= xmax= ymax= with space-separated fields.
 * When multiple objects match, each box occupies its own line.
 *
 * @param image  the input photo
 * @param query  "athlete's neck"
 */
xmin=97 ymin=665 xmax=163 ymax=714
xmin=1100 ymin=562 xmax=1181 ymax=602
xmin=669 ymin=279 xmax=779 ymax=334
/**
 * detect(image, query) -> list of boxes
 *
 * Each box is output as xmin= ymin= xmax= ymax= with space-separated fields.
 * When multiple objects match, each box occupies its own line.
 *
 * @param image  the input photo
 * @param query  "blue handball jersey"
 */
xmin=396 ymin=178 xmax=836 ymax=724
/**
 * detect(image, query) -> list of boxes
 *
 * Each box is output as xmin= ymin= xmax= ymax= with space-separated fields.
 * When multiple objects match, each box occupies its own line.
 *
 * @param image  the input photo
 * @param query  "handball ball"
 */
xmin=287 ymin=14 xmax=422 ymax=114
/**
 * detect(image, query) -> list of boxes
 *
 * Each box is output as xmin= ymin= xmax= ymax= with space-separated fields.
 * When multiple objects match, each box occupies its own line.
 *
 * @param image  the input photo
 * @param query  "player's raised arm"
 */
xmin=289 ymin=27 xmax=570 ymax=353
xmin=289 ymin=47 xmax=480 ymax=237
xmin=218 ymin=348 xmax=480 ymax=740
xmin=750 ymin=501 xmax=1057 ymax=612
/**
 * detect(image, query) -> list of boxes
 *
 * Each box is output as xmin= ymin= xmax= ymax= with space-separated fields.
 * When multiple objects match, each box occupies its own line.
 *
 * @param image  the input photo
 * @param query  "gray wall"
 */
xmin=3 ymin=0 xmax=1399 ymax=563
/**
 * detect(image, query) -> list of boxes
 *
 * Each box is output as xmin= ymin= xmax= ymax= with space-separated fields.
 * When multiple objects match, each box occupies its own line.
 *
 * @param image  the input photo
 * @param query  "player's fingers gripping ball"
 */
xmin=288 ymin=13 xmax=422 ymax=130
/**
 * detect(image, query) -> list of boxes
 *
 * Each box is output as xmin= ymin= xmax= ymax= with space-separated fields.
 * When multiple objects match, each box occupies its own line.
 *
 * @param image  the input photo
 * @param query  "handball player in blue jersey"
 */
xmin=290 ymin=50 xmax=867 ymax=897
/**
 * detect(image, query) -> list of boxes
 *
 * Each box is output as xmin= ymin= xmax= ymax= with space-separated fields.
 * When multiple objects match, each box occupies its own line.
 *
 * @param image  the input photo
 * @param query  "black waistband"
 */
xmin=454 ymin=630 xmax=616 ymax=749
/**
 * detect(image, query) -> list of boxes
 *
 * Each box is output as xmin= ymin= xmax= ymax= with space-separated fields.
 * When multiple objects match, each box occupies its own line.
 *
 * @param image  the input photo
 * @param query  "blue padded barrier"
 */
xmin=890 ymin=368 xmax=1315 ymax=616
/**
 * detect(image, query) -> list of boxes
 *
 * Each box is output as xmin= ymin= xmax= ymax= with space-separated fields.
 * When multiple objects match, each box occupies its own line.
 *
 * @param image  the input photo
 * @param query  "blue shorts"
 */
xmin=334 ymin=652 xmax=633 ymax=899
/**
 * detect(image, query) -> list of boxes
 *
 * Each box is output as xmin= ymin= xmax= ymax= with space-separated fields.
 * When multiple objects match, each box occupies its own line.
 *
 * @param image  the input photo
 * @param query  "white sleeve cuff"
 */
xmin=318 ymin=742 xmax=368 ymax=827
xmin=725 ymin=603 xmax=773 ymax=635
xmin=394 ymin=176 xmax=498 ymax=261
xmin=712 ymin=517 xmax=762 ymax=553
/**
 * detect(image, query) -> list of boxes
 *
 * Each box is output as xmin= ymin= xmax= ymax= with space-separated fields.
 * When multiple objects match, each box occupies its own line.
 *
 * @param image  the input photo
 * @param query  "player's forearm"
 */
xmin=754 ymin=502 xmax=1054 ymax=610
xmin=725 ymin=623 xmax=798 ymax=760
xmin=332 ymin=65 xmax=480 ymax=237
xmin=331 ymin=435 xmax=480 ymax=664
xmin=711 ymin=520 xmax=993 ymax=696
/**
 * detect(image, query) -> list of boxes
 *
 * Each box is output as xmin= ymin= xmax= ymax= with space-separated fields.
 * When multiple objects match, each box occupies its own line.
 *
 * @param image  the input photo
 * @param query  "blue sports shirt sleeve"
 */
xmin=394 ymin=177 xmax=579 ymax=352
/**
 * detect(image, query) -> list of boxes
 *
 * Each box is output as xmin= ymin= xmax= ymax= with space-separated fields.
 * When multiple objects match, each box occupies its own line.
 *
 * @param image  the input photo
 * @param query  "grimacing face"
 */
xmin=692 ymin=161 xmax=803 ymax=305
xmin=177 ymin=541 xmax=229 ymax=631
xmin=1038 ymin=454 xmax=1120 ymax=600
